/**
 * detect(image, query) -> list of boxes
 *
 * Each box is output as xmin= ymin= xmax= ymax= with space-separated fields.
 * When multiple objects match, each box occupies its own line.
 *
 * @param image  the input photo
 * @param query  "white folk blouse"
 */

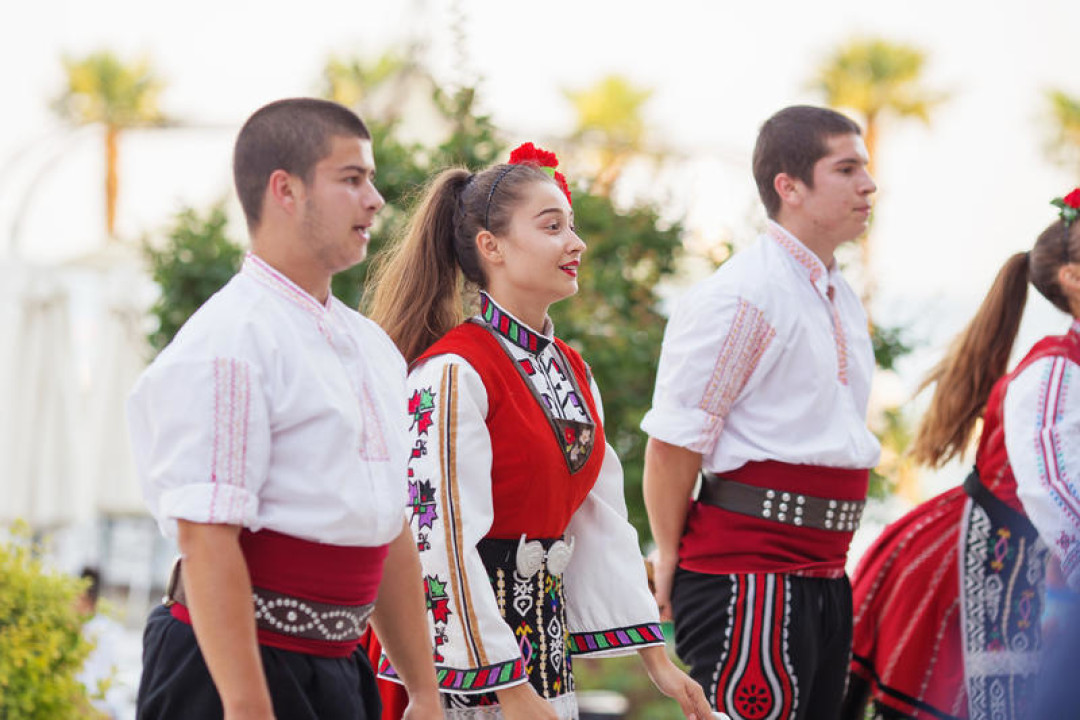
xmin=1005 ymin=320 xmax=1080 ymax=588
xmin=128 ymin=253 xmax=409 ymax=547
xmin=642 ymin=220 xmax=881 ymax=473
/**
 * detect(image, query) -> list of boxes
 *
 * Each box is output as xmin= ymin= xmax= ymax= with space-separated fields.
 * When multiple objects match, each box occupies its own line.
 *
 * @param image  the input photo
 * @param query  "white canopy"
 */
xmin=0 ymin=264 xmax=85 ymax=529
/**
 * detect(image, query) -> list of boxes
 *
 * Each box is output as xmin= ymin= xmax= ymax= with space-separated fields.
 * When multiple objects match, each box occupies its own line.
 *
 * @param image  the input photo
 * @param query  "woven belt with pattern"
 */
xmin=698 ymin=471 xmax=865 ymax=532
xmin=164 ymin=559 xmax=374 ymax=644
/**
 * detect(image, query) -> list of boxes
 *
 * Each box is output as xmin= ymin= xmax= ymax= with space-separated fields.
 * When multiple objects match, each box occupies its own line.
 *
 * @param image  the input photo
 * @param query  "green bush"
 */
xmin=0 ymin=524 xmax=104 ymax=720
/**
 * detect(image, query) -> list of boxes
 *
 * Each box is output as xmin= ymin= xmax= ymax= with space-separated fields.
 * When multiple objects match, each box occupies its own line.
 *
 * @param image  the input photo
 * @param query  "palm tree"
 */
xmin=812 ymin=38 xmax=944 ymax=303
xmin=320 ymin=53 xmax=410 ymax=117
xmin=1046 ymin=89 xmax=1080 ymax=177
xmin=813 ymin=39 xmax=944 ymax=502
xmin=53 ymin=51 xmax=164 ymax=239
xmin=564 ymin=75 xmax=653 ymax=197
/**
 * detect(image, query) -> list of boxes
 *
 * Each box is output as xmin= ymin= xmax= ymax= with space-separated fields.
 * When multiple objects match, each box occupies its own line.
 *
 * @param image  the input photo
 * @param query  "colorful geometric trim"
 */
xmin=379 ymin=653 xmax=527 ymax=691
xmin=480 ymin=291 xmax=550 ymax=353
xmin=568 ymin=622 xmax=665 ymax=654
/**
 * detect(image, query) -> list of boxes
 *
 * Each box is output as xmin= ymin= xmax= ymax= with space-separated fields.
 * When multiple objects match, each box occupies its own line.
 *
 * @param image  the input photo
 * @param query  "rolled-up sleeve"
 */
xmin=641 ymin=287 xmax=777 ymax=455
xmin=128 ymin=356 xmax=271 ymax=537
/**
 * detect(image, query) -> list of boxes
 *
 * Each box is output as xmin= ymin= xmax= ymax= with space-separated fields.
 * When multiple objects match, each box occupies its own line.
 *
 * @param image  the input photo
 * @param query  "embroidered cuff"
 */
xmin=641 ymin=406 xmax=722 ymax=455
xmin=568 ymin=622 xmax=665 ymax=657
xmin=158 ymin=482 xmax=260 ymax=536
xmin=378 ymin=654 xmax=529 ymax=694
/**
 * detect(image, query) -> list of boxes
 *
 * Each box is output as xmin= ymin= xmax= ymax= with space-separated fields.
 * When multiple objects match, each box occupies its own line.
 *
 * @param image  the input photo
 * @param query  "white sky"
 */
xmin=3 ymin=0 xmax=1079 ymax=406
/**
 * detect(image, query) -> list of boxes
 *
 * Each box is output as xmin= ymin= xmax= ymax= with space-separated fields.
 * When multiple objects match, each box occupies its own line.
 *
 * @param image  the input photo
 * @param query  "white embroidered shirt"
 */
xmin=642 ymin=220 xmax=881 ymax=472
xmin=128 ymin=253 xmax=409 ymax=546
xmin=1005 ymin=320 xmax=1080 ymax=588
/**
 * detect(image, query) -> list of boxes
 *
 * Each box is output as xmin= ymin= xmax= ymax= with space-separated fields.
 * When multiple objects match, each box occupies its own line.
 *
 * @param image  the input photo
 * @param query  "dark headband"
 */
xmin=483 ymin=165 xmax=517 ymax=230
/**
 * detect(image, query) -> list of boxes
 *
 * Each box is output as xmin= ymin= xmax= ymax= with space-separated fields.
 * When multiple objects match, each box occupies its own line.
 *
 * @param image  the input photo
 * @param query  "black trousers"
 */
xmin=671 ymin=568 xmax=852 ymax=720
xmin=137 ymin=605 xmax=382 ymax=720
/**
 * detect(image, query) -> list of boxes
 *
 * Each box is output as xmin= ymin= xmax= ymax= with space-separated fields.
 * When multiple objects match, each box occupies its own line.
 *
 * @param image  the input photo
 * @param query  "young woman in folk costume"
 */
xmin=841 ymin=188 xmax=1080 ymax=720
xmin=364 ymin=144 xmax=713 ymax=720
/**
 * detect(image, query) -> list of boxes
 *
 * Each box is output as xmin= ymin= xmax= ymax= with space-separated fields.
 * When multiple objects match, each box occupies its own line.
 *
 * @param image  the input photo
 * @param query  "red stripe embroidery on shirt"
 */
xmin=697 ymin=299 xmax=775 ymax=449
xmin=357 ymin=382 xmax=390 ymax=462
xmin=243 ymin=254 xmax=334 ymax=342
xmin=209 ymin=357 xmax=251 ymax=522
xmin=829 ymin=291 xmax=850 ymax=385
xmin=766 ymin=224 xmax=824 ymax=285
xmin=768 ymin=225 xmax=850 ymax=385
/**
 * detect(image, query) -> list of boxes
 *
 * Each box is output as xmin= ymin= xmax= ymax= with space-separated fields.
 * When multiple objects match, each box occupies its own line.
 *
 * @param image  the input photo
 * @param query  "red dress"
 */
xmin=848 ymin=334 xmax=1080 ymax=719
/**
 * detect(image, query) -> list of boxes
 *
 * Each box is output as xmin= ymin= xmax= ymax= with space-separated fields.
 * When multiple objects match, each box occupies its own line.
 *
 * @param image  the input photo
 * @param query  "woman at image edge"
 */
xmin=365 ymin=144 xmax=713 ymax=720
xmin=842 ymin=188 xmax=1080 ymax=719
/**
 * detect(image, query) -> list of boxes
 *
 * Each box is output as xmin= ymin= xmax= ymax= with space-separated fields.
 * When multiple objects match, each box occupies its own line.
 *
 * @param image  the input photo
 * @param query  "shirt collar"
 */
xmin=765 ymin=220 xmax=834 ymax=295
xmin=241 ymin=253 xmax=332 ymax=322
xmin=478 ymin=291 xmax=553 ymax=353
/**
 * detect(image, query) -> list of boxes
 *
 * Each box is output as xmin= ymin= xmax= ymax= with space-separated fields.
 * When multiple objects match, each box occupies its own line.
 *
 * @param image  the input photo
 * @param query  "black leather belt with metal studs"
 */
xmin=698 ymin=471 xmax=865 ymax=532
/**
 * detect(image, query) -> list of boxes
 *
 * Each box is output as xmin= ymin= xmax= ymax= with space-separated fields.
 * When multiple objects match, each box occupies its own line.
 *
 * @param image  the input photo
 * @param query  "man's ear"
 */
xmin=475 ymin=229 xmax=503 ymax=266
xmin=774 ymin=172 xmax=802 ymax=208
xmin=266 ymin=169 xmax=303 ymax=217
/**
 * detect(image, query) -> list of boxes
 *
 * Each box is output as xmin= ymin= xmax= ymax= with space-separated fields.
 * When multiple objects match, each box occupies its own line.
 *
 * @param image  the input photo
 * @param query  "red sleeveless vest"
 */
xmin=416 ymin=322 xmax=607 ymax=539
xmin=976 ymin=330 xmax=1080 ymax=512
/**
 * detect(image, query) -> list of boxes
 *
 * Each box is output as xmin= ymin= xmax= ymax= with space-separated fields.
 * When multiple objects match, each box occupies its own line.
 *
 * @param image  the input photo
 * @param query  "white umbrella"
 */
xmin=0 ymin=265 xmax=84 ymax=529
xmin=74 ymin=245 xmax=152 ymax=516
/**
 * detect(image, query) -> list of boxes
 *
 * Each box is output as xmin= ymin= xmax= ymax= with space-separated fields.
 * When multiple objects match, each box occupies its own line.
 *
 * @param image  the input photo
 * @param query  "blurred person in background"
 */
xmin=76 ymin=566 xmax=126 ymax=720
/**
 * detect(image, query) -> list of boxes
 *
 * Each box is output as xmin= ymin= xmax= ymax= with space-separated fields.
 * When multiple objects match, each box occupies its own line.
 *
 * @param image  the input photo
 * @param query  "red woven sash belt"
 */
xmin=165 ymin=529 xmax=389 ymax=658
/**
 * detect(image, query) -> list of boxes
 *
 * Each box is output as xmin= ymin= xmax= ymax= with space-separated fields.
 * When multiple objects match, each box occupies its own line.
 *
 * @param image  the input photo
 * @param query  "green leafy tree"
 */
xmin=564 ymin=75 xmax=653 ymax=197
xmin=53 ymin=50 xmax=165 ymax=238
xmin=143 ymin=59 xmax=684 ymax=542
xmin=1046 ymin=89 xmax=1080 ymax=177
xmin=144 ymin=204 xmax=243 ymax=353
xmin=0 ymin=523 xmax=104 ymax=720
xmin=549 ymin=194 xmax=682 ymax=534
xmin=320 ymin=53 xmax=409 ymax=111
xmin=331 ymin=65 xmax=504 ymax=307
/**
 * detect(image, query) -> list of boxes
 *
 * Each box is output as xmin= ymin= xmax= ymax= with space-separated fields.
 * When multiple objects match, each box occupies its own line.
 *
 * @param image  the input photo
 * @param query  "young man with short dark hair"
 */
xmin=642 ymin=105 xmax=881 ymax=720
xmin=129 ymin=98 xmax=442 ymax=720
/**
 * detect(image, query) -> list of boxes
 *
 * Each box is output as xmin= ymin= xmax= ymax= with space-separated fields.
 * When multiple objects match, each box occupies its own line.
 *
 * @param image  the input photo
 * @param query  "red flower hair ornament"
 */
xmin=1053 ymin=187 xmax=1080 ymax=225
xmin=508 ymin=141 xmax=572 ymax=204
xmin=1050 ymin=187 xmax=1080 ymax=263
xmin=483 ymin=142 xmax=572 ymax=229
